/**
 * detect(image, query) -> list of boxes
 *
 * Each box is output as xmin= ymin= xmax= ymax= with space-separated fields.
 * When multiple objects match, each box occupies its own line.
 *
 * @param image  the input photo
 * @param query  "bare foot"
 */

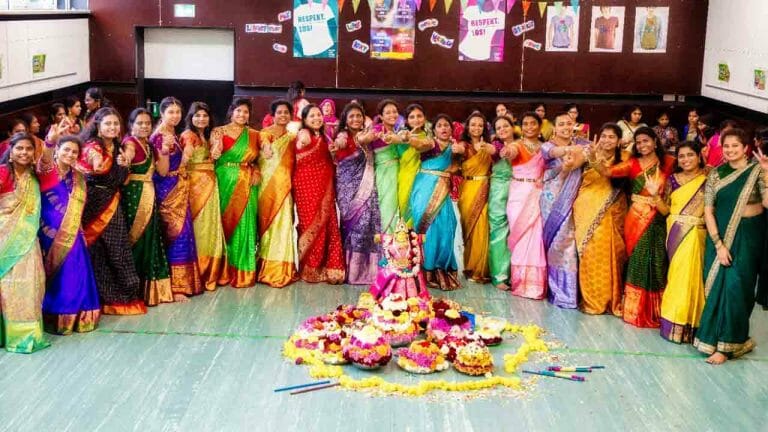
xmin=496 ymin=283 xmax=510 ymax=291
xmin=173 ymin=294 xmax=190 ymax=303
xmin=706 ymin=352 xmax=727 ymax=365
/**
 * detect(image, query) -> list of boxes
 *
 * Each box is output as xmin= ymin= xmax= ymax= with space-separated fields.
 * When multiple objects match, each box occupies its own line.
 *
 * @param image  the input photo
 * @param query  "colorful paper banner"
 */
xmin=430 ymin=0 xmax=438 ymax=11
xmin=537 ymin=1 xmax=546 ymax=18
xmin=506 ymin=0 xmax=516 ymax=14
xmin=554 ymin=1 xmax=562 ymax=15
xmin=444 ymin=0 xmax=453 ymax=13
xmin=352 ymin=0 xmax=361 ymax=13
xmin=570 ymin=0 xmax=578 ymax=14
xmin=521 ymin=0 xmax=531 ymax=16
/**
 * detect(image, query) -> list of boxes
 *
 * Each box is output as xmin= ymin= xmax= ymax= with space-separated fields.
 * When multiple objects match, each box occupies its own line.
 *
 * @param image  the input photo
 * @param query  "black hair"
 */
xmin=492 ymin=115 xmax=515 ymax=138
xmin=270 ymin=99 xmax=293 ymax=117
xmin=287 ymin=81 xmax=306 ymax=103
xmin=404 ymin=103 xmax=427 ymax=132
xmin=79 ymin=107 xmax=122 ymax=149
xmin=564 ymin=103 xmax=583 ymax=123
xmin=6 ymin=118 xmax=28 ymax=137
xmin=431 ymin=114 xmax=453 ymax=136
xmin=622 ymin=105 xmax=643 ymax=122
xmin=127 ymin=107 xmax=152 ymax=133
xmin=656 ymin=110 xmax=671 ymax=121
xmin=57 ymin=135 xmax=83 ymax=153
xmin=720 ymin=127 xmax=749 ymax=147
xmin=300 ymin=103 xmax=326 ymax=137
xmin=632 ymin=126 xmax=666 ymax=161
xmin=718 ymin=119 xmax=739 ymax=132
xmin=20 ymin=113 xmax=38 ymax=133
xmin=519 ymin=111 xmax=542 ymax=127
xmin=226 ymin=98 xmax=252 ymax=123
xmin=65 ymin=95 xmax=81 ymax=110
xmin=85 ymin=87 xmax=110 ymax=110
xmin=552 ymin=111 xmax=572 ymax=123
xmin=184 ymin=101 xmax=214 ymax=140
xmin=377 ymin=99 xmax=399 ymax=116
xmin=336 ymin=102 xmax=366 ymax=139
xmin=50 ymin=103 xmax=66 ymax=123
xmin=460 ymin=111 xmax=490 ymax=144
xmin=0 ymin=132 xmax=37 ymax=174
xmin=674 ymin=140 xmax=705 ymax=172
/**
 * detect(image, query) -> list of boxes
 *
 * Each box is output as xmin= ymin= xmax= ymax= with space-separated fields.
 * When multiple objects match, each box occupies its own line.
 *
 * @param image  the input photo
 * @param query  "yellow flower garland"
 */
xmin=282 ymin=323 xmax=549 ymax=396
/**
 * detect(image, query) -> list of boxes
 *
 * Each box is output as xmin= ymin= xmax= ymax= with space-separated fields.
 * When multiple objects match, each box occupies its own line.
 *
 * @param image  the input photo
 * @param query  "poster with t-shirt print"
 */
xmin=293 ymin=0 xmax=338 ymax=58
xmin=370 ymin=0 xmax=417 ymax=60
xmin=458 ymin=0 xmax=506 ymax=62
xmin=589 ymin=6 xmax=625 ymax=52
xmin=545 ymin=5 xmax=580 ymax=52
xmin=633 ymin=6 xmax=668 ymax=53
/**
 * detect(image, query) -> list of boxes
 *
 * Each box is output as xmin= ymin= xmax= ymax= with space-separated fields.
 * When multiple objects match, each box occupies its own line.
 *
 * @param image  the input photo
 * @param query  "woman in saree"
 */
xmin=65 ymin=95 xmax=84 ymax=135
xmin=453 ymin=111 xmax=493 ymax=283
xmin=593 ymin=126 xmax=673 ymax=327
xmin=180 ymin=102 xmax=227 ymax=291
xmin=293 ymin=104 xmax=345 ymax=283
xmin=575 ymin=123 xmax=627 ymax=316
xmin=409 ymin=114 xmax=460 ymax=290
xmin=320 ymin=98 xmax=339 ymax=138
xmin=332 ymin=102 xmax=381 ymax=284
xmin=534 ymin=104 xmax=554 ymax=141
xmin=540 ymin=112 xmax=590 ymax=308
xmin=694 ymin=129 xmax=768 ymax=364
xmin=257 ymin=100 xmax=298 ymax=287
xmin=396 ymin=103 xmax=433 ymax=227
xmin=654 ymin=141 xmax=706 ymax=343
xmin=500 ymin=113 xmax=547 ymax=298
xmin=38 ymin=123 xmax=100 ymax=334
xmin=367 ymin=99 xmax=402 ymax=233
xmin=211 ymin=98 xmax=261 ymax=288
xmin=488 ymin=116 xmax=515 ymax=290
xmin=78 ymin=107 xmax=146 ymax=315
xmin=617 ymin=105 xmax=647 ymax=151
xmin=150 ymin=97 xmax=203 ymax=300
xmin=121 ymin=108 xmax=173 ymax=306
xmin=0 ymin=133 xmax=50 ymax=352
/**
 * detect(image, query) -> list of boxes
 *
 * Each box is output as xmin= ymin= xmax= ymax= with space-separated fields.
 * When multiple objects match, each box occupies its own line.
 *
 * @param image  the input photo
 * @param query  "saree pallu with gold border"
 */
xmin=293 ymin=134 xmax=345 ymax=283
xmin=397 ymin=127 xmax=429 ymax=228
xmin=410 ymin=145 xmax=460 ymax=290
xmin=122 ymin=137 xmax=173 ymax=306
xmin=257 ymin=128 xmax=298 ymax=288
xmin=458 ymin=147 xmax=492 ymax=283
xmin=612 ymin=159 xmax=668 ymax=328
xmin=181 ymin=130 xmax=227 ymax=291
xmin=38 ymin=165 xmax=100 ymax=334
xmin=215 ymin=127 xmax=260 ymax=288
xmin=79 ymin=140 xmax=146 ymax=315
xmin=573 ymin=164 xmax=627 ymax=316
xmin=336 ymin=135 xmax=381 ymax=285
xmin=150 ymin=132 xmax=203 ymax=297
xmin=540 ymin=141 xmax=583 ymax=307
xmin=660 ymin=174 xmax=706 ymax=343
xmin=694 ymin=163 xmax=766 ymax=357
xmin=488 ymin=156 xmax=512 ymax=287
xmin=0 ymin=168 xmax=50 ymax=352
xmin=506 ymin=148 xmax=547 ymax=299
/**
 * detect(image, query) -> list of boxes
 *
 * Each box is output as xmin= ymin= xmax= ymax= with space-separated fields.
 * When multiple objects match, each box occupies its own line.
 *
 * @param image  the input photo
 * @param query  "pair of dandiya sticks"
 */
xmin=522 ymin=365 xmax=605 ymax=382
xmin=274 ymin=380 xmax=339 ymax=395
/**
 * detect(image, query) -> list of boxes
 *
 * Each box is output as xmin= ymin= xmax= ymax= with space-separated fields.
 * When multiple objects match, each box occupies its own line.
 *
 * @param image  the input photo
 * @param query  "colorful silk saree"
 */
xmin=694 ymin=163 xmax=766 ymax=358
xmin=410 ymin=144 xmax=460 ymax=290
xmin=181 ymin=130 xmax=227 ymax=291
xmin=38 ymin=163 xmax=100 ymax=334
xmin=257 ymin=127 xmax=298 ymax=287
xmin=371 ymin=124 xmax=400 ymax=234
xmin=488 ymin=151 xmax=512 ymax=287
xmin=458 ymin=145 xmax=492 ymax=283
xmin=293 ymin=133 xmax=345 ymax=283
xmin=0 ymin=167 xmax=50 ymax=352
xmin=660 ymin=173 xmax=706 ymax=343
xmin=150 ymin=131 xmax=203 ymax=297
xmin=122 ymin=136 xmax=173 ymax=306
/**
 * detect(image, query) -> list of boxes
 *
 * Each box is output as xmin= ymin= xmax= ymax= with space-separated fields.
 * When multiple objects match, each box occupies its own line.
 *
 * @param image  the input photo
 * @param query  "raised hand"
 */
xmin=755 ymin=148 xmax=768 ymax=171
xmin=116 ymin=148 xmax=129 ymax=167
xmin=261 ymin=143 xmax=274 ymax=159
xmin=644 ymin=169 xmax=662 ymax=197
xmin=46 ymin=118 xmax=71 ymax=144
xmin=451 ymin=141 xmax=465 ymax=154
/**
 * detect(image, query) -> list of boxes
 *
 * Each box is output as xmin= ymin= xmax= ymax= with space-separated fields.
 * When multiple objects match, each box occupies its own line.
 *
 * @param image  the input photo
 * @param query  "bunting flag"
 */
xmin=352 ymin=0 xmax=361 ymax=13
xmin=506 ymin=0 xmax=516 ymax=13
xmin=570 ymin=0 xmax=578 ymax=14
xmin=521 ymin=0 xmax=531 ymax=16
xmin=415 ymin=0 xmax=422 ymax=10
xmin=444 ymin=0 xmax=454 ymax=13
xmin=339 ymin=0 xmax=344 ymax=13
xmin=554 ymin=1 xmax=562 ymax=14
xmin=537 ymin=1 xmax=546 ymax=18
xmin=430 ymin=0 xmax=438 ymax=11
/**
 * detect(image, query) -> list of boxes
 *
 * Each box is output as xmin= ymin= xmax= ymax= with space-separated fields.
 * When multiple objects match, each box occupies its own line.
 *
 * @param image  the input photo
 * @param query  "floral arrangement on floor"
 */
xmin=282 ymin=292 xmax=551 ymax=397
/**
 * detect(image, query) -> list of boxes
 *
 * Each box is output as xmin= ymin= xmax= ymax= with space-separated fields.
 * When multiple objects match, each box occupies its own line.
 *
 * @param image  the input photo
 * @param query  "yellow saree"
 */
xmin=457 ymin=145 xmax=492 ymax=282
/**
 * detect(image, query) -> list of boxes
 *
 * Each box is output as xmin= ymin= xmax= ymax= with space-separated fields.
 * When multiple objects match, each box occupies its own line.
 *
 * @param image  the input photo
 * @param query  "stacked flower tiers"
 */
xmin=284 ymin=293 xmax=525 ymax=377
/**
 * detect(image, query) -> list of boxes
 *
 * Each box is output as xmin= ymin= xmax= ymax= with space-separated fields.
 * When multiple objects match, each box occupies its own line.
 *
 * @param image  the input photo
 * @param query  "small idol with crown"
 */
xmin=369 ymin=218 xmax=430 ymax=301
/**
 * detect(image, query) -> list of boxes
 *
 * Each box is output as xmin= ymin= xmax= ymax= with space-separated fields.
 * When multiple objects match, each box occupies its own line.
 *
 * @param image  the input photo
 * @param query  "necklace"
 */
xmin=521 ymin=138 xmax=540 ymax=154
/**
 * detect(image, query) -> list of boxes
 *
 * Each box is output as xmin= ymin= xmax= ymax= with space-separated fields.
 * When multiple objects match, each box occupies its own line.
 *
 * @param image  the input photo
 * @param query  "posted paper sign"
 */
xmin=459 ymin=0 xmax=506 ymax=62
xmin=370 ymin=0 xmax=417 ymax=60
xmin=293 ymin=0 xmax=338 ymax=58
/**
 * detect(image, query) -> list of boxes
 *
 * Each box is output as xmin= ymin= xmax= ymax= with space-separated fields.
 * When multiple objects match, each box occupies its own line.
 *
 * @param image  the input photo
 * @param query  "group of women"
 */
xmin=0 ymin=89 xmax=766 ymax=366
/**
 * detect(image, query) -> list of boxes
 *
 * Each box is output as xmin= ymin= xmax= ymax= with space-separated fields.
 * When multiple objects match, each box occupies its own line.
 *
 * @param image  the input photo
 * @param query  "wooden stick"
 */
xmin=289 ymin=382 xmax=341 ymax=395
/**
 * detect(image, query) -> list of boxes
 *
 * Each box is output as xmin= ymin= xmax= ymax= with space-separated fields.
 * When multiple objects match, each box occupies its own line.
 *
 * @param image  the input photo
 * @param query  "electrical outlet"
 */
xmin=663 ymin=94 xmax=676 ymax=102
xmin=677 ymin=95 xmax=686 ymax=102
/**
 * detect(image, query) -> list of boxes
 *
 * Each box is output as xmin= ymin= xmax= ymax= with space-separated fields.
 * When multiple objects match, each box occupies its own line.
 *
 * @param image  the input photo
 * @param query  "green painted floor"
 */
xmin=0 ymin=282 xmax=765 ymax=432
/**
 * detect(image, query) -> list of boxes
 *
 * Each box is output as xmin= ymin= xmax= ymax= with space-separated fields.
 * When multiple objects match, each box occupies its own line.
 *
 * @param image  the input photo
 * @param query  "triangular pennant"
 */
xmin=506 ymin=0 xmax=516 ymax=14
xmin=521 ymin=0 xmax=532 ymax=16
xmin=430 ymin=0 xmax=438 ymax=11
xmin=538 ymin=1 xmax=546 ymax=18
xmin=338 ymin=0 xmax=344 ymax=13
xmin=444 ymin=0 xmax=453 ymax=12
xmin=554 ymin=1 xmax=562 ymax=14
xmin=570 ymin=0 xmax=578 ymax=14
xmin=414 ymin=0 xmax=422 ymax=10
xmin=352 ymin=0 xmax=361 ymax=13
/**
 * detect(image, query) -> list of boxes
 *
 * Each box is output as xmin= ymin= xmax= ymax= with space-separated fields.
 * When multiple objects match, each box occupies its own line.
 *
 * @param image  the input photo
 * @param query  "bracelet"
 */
xmin=715 ymin=240 xmax=724 ymax=249
xmin=44 ymin=139 xmax=56 ymax=149
xmin=710 ymin=232 xmax=721 ymax=244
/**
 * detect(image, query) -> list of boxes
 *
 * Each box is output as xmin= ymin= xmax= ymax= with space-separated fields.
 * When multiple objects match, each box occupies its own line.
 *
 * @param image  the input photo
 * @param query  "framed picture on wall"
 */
xmin=589 ymin=5 xmax=625 ymax=53
xmin=545 ymin=5 xmax=580 ymax=52
xmin=633 ymin=6 xmax=669 ymax=53
xmin=9 ymin=0 xmax=56 ymax=9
